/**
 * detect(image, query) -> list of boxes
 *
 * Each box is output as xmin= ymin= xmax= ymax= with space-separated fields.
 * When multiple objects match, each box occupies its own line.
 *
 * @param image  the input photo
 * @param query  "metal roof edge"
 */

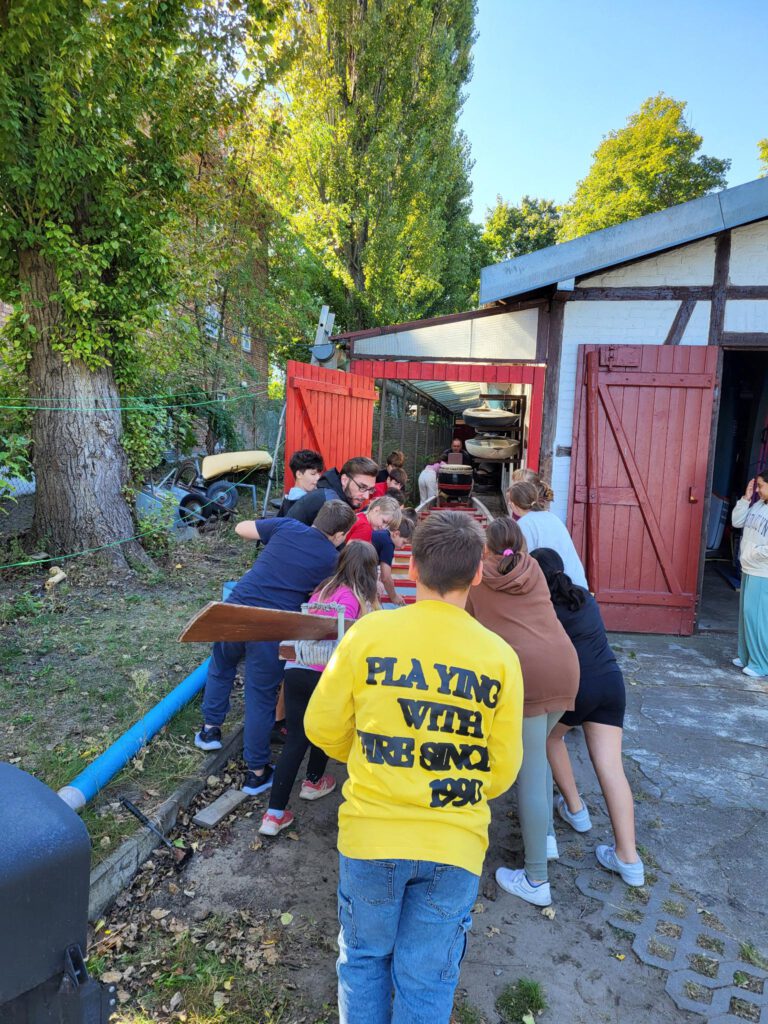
xmin=479 ymin=176 xmax=768 ymax=305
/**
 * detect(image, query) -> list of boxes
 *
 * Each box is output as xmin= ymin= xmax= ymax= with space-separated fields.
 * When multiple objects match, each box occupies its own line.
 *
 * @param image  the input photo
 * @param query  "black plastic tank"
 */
xmin=0 ymin=763 xmax=91 ymax=1006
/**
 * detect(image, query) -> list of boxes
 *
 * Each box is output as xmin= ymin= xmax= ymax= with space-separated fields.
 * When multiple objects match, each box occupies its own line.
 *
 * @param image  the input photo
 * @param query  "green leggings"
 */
xmin=517 ymin=711 xmax=563 ymax=881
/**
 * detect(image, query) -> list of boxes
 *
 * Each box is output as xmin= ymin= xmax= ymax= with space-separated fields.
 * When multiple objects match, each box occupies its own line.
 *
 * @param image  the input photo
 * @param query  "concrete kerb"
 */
xmin=88 ymin=725 xmax=244 ymax=920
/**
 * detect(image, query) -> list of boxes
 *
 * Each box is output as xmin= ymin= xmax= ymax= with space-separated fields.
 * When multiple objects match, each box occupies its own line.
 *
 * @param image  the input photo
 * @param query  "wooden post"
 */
xmin=585 ymin=351 xmax=600 ymax=594
xmin=377 ymin=379 xmax=387 ymax=467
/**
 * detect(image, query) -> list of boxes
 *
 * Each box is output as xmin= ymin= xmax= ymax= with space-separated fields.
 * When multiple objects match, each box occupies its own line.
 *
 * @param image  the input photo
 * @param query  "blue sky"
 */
xmin=460 ymin=0 xmax=768 ymax=221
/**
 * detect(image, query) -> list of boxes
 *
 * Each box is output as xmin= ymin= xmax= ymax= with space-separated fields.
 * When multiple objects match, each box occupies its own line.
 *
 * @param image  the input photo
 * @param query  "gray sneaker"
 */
xmin=595 ymin=844 xmax=645 ymax=887
xmin=556 ymin=795 xmax=592 ymax=832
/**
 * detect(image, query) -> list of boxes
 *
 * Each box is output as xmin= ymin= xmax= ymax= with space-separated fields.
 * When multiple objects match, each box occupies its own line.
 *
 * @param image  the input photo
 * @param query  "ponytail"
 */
xmin=530 ymin=548 xmax=586 ymax=611
xmin=485 ymin=517 xmax=528 ymax=574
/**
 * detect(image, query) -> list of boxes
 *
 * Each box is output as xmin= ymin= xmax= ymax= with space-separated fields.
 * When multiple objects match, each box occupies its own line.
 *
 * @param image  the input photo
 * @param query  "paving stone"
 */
xmin=192 ymin=787 xmax=248 ymax=828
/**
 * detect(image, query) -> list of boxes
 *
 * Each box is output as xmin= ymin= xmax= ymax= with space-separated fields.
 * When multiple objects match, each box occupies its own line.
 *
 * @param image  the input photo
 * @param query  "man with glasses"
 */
xmin=287 ymin=456 xmax=380 ymax=527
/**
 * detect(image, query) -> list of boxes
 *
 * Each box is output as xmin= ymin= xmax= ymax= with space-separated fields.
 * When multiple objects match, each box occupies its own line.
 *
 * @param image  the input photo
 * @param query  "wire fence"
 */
xmin=372 ymin=380 xmax=453 ymax=503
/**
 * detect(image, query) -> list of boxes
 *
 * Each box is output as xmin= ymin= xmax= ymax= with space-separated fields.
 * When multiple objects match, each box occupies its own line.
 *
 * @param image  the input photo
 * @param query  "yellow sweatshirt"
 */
xmin=304 ymin=600 xmax=524 ymax=876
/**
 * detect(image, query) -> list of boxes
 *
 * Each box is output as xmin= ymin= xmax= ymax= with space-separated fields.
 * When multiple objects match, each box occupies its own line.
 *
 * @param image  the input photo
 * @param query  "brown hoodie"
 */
xmin=466 ymin=552 xmax=579 ymax=717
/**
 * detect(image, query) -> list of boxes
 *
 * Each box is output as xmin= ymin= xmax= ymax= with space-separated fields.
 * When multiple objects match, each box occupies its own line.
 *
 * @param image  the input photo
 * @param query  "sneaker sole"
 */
xmin=194 ymin=736 xmax=222 ymax=751
xmin=243 ymin=778 xmax=274 ymax=796
xmin=259 ymin=820 xmax=293 ymax=836
xmin=299 ymin=785 xmax=336 ymax=801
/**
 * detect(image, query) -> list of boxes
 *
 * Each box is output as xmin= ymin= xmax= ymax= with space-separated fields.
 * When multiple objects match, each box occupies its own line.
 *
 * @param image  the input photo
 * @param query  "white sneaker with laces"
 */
xmin=556 ymin=795 xmax=592 ymax=833
xmin=595 ymin=844 xmax=645 ymax=887
xmin=732 ymin=657 xmax=744 ymax=668
xmin=495 ymin=867 xmax=552 ymax=907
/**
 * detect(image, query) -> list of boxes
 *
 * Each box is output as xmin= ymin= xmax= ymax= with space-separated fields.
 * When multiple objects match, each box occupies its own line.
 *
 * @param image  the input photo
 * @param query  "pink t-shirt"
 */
xmin=299 ymin=584 xmax=362 ymax=671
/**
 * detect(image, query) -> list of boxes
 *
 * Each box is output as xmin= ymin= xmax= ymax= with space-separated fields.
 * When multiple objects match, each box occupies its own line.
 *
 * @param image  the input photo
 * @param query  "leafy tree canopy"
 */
xmin=759 ymin=138 xmax=768 ymax=177
xmin=560 ymin=94 xmax=730 ymax=240
xmin=482 ymin=195 xmax=560 ymax=264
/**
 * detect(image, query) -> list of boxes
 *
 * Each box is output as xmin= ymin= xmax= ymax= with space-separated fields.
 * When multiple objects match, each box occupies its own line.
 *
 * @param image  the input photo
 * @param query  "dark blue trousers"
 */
xmin=201 ymin=640 xmax=284 ymax=769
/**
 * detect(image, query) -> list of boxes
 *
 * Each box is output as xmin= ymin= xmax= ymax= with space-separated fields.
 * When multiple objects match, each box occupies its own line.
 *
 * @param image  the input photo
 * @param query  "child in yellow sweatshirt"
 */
xmin=305 ymin=510 xmax=524 ymax=1024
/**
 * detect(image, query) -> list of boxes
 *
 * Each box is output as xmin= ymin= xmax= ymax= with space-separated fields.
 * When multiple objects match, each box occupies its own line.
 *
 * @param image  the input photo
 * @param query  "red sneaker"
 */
xmin=258 ymin=810 xmax=294 ymax=836
xmin=299 ymin=774 xmax=337 ymax=801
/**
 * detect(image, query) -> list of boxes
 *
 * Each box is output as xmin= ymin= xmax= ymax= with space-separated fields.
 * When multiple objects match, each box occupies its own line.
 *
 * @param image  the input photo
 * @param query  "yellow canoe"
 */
xmin=201 ymin=450 xmax=273 ymax=480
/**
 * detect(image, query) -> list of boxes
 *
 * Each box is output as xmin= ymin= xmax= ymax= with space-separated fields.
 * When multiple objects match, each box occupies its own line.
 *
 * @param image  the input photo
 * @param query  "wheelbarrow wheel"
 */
xmin=179 ymin=493 xmax=209 ymax=526
xmin=205 ymin=480 xmax=238 ymax=512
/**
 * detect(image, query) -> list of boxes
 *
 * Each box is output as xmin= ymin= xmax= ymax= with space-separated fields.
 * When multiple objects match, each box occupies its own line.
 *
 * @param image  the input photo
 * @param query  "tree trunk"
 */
xmin=20 ymin=249 xmax=152 ymax=568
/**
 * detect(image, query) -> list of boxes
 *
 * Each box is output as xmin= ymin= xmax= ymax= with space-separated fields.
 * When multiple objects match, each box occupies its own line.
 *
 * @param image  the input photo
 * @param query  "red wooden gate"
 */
xmin=568 ymin=345 xmax=719 ymax=635
xmin=284 ymin=361 xmax=378 ymax=484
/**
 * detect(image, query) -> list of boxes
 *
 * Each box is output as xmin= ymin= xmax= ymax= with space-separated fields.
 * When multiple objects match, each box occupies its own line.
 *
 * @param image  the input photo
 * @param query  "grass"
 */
xmin=496 ymin=979 xmax=547 ymax=1023
xmin=739 ymin=942 xmax=768 ymax=971
xmin=452 ymin=1002 xmax=485 ymax=1024
xmin=0 ymin=525 xmax=253 ymax=861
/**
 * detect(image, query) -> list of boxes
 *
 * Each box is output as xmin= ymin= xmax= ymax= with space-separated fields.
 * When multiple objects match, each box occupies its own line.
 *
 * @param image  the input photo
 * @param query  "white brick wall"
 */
xmin=729 ymin=222 xmax=768 ymax=284
xmin=551 ymin=300 xmax=679 ymax=521
xmin=577 ymin=237 xmax=715 ymax=287
xmin=724 ymin=299 xmax=768 ymax=332
xmin=680 ymin=301 xmax=711 ymax=345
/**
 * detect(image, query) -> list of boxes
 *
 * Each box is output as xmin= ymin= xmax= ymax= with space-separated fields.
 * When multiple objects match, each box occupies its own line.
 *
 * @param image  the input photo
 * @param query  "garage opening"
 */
xmin=373 ymin=376 xmax=533 ymax=514
xmin=699 ymin=349 xmax=768 ymax=631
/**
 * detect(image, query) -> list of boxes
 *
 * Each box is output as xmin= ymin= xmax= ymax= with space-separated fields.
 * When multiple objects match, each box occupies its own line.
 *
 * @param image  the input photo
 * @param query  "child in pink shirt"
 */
xmin=259 ymin=542 xmax=381 ymax=835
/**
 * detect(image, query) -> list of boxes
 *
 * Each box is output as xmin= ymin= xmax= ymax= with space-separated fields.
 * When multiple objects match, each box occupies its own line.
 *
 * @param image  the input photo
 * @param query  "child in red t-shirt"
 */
xmin=346 ymin=495 xmax=402 ymax=543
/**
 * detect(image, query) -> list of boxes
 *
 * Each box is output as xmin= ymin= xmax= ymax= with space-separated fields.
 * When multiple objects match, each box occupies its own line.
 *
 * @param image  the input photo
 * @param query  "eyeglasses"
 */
xmin=349 ymin=477 xmax=377 ymax=495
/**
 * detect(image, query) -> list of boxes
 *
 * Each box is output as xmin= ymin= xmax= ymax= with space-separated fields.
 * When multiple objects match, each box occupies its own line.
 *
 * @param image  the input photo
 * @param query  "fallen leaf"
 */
xmin=117 ymin=990 xmax=130 ymax=1004
xmin=250 ymin=838 xmax=263 ymax=851
xmin=223 ymin=980 xmax=233 ymax=991
xmin=472 ymin=902 xmax=485 ymax=914
xmin=522 ymin=1014 xmax=536 ymax=1024
xmin=101 ymin=971 xmax=122 ymax=984
xmin=614 ymin=953 xmax=626 ymax=961
xmin=540 ymin=906 xmax=556 ymax=920
xmin=150 ymin=908 xmax=170 ymax=920
xmin=212 ymin=992 xmax=227 ymax=1009
xmin=280 ymin=912 xmax=293 ymax=926
xmin=169 ymin=992 xmax=182 ymax=1010
xmin=206 ymin=775 xmax=220 ymax=787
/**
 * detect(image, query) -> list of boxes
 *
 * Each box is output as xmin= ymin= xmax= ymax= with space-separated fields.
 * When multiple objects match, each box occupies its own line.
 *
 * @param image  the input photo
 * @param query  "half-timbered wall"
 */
xmin=549 ymin=218 xmax=768 ymax=521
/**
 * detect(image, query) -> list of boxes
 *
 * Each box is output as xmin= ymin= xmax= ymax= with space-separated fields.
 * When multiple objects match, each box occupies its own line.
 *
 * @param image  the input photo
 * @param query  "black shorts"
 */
xmin=560 ymin=667 xmax=626 ymax=729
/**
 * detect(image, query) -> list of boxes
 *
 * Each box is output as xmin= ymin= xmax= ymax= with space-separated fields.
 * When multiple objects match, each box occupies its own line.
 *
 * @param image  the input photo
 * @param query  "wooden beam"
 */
xmin=709 ymin=232 xmax=731 ymax=345
xmin=567 ymin=286 xmax=713 ymax=301
xmin=665 ymin=298 xmax=696 ymax=345
xmin=726 ymin=286 xmax=768 ymax=299
xmin=694 ymin=346 xmax=724 ymax=630
xmin=721 ymin=332 xmax=768 ymax=347
xmin=538 ymin=298 xmax=564 ymax=485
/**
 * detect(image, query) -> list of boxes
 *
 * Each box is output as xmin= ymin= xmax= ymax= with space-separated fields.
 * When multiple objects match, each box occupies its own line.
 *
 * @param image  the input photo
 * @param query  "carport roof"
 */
xmin=479 ymin=176 xmax=768 ymax=305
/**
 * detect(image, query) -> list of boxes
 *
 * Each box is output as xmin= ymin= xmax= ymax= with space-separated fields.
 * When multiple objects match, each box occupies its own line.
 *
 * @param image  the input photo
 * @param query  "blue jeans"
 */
xmin=201 ymin=640 xmax=283 ymax=769
xmin=337 ymin=854 xmax=478 ymax=1024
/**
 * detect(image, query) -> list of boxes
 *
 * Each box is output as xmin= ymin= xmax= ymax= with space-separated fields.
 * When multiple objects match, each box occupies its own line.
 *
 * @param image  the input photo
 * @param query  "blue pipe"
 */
xmin=58 ymin=658 xmax=211 ymax=810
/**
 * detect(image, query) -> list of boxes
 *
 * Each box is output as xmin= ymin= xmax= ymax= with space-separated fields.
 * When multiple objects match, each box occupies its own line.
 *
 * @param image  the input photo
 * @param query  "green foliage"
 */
xmin=496 ymin=978 xmax=548 ymax=1023
xmin=560 ymin=94 xmax=730 ymax=240
xmin=0 ymin=591 xmax=45 ymax=625
xmin=260 ymin=0 xmax=480 ymax=330
xmin=0 ymin=431 xmax=32 ymax=504
xmin=759 ymin=138 xmax=768 ymax=177
xmin=482 ymin=195 xmax=560 ymax=264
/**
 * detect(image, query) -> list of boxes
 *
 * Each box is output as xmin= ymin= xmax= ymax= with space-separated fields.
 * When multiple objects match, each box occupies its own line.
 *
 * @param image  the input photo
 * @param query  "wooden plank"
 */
xmin=527 ymin=366 xmax=545 ymax=472
xmin=179 ymin=602 xmax=343 ymax=644
xmin=568 ymin=286 xmax=713 ymax=301
xmin=694 ymin=347 xmax=724 ymax=630
xmin=574 ymin=485 xmax=637 ymax=505
xmin=708 ymin=231 xmax=731 ymax=345
xmin=596 ymin=591 xmax=692 ymax=607
xmin=538 ymin=298 xmax=564 ymax=485
xmin=665 ymin=298 xmax=696 ymax=345
xmin=721 ymin=332 xmax=768 ymax=347
xmin=596 ymin=372 xmax=713 ymax=388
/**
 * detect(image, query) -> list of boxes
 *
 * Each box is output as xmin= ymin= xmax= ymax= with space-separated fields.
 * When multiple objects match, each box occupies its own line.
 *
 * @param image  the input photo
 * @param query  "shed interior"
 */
xmin=699 ymin=349 xmax=768 ymax=632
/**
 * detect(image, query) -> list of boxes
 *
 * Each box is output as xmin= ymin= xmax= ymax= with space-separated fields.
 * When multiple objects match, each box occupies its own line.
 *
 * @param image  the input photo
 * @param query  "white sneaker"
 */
xmin=556 ymin=795 xmax=592 ymax=833
xmin=595 ymin=844 xmax=645 ymax=887
xmin=732 ymin=657 xmax=744 ymax=668
xmin=547 ymin=835 xmax=559 ymax=860
xmin=495 ymin=867 xmax=552 ymax=907
xmin=743 ymin=665 xmax=766 ymax=679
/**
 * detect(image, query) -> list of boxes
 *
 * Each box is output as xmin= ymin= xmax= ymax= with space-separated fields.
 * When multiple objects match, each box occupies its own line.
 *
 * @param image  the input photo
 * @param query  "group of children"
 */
xmin=193 ymin=451 xmax=643 ymax=1024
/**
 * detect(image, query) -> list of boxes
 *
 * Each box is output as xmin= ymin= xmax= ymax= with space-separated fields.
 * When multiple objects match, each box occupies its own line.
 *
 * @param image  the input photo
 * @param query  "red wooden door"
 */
xmin=284 ymin=361 xmax=378 ymax=485
xmin=568 ymin=345 xmax=719 ymax=635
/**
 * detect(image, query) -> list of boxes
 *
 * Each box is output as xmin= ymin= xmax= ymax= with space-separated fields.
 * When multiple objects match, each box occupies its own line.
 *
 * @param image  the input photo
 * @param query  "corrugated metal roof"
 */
xmin=408 ymin=380 xmax=518 ymax=414
xmin=480 ymin=176 xmax=768 ymax=304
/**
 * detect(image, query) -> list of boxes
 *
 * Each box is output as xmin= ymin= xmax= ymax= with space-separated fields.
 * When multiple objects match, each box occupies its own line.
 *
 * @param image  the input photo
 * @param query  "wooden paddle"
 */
xmin=178 ymin=601 xmax=342 ymax=644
